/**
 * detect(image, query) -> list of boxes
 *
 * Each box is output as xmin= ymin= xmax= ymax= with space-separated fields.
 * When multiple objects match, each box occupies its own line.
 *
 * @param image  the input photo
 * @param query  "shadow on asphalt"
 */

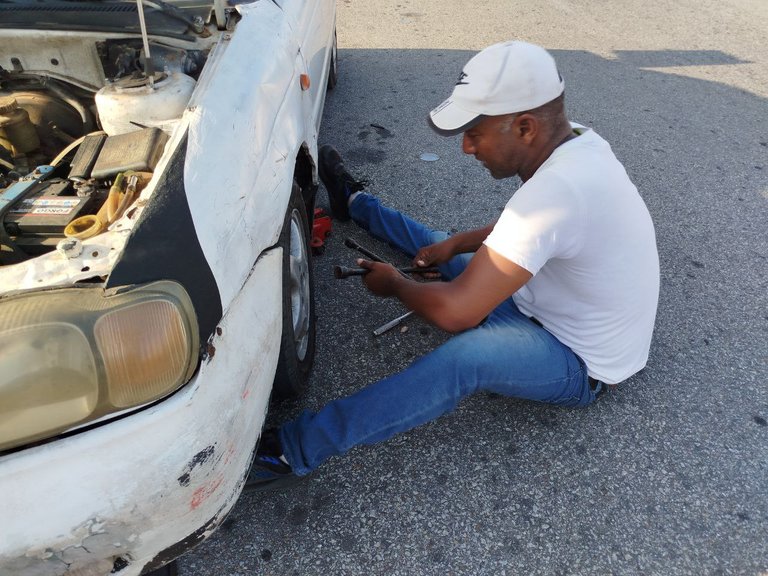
xmin=181 ymin=48 xmax=767 ymax=576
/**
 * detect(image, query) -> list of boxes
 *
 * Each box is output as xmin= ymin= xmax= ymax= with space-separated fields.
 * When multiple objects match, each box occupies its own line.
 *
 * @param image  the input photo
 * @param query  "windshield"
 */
xmin=0 ymin=0 xmax=213 ymax=39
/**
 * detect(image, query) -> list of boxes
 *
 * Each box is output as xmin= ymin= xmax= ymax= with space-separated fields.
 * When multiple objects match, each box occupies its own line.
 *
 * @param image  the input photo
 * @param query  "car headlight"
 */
xmin=0 ymin=281 xmax=199 ymax=452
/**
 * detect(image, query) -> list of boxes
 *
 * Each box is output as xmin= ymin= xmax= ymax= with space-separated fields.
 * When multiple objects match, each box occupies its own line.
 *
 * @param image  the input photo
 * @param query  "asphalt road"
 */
xmin=180 ymin=1 xmax=768 ymax=574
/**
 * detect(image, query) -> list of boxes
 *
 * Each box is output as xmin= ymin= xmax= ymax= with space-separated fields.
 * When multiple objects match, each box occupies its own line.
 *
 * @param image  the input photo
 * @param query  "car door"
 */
xmin=276 ymin=0 xmax=335 ymax=136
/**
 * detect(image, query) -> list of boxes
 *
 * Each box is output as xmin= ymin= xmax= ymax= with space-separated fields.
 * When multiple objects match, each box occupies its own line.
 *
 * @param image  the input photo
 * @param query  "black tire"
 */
xmin=326 ymin=29 xmax=338 ymax=90
xmin=273 ymin=181 xmax=316 ymax=398
xmin=144 ymin=560 xmax=178 ymax=576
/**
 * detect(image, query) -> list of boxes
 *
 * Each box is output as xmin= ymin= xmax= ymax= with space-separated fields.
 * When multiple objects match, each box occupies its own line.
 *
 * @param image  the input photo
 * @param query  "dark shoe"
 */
xmin=244 ymin=428 xmax=302 ymax=492
xmin=318 ymin=145 xmax=367 ymax=221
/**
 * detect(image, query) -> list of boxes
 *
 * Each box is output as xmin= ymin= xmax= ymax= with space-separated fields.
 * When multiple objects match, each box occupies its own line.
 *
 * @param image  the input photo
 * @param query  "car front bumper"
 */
xmin=0 ymin=249 xmax=282 ymax=576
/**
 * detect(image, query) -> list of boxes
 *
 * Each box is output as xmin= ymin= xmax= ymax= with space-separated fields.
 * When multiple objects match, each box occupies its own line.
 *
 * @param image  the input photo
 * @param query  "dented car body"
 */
xmin=0 ymin=0 xmax=335 ymax=573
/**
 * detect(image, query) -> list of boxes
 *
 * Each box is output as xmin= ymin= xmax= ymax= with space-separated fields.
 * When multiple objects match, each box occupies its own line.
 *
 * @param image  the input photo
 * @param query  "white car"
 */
xmin=0 ymin=0 xmax=336 ymax=573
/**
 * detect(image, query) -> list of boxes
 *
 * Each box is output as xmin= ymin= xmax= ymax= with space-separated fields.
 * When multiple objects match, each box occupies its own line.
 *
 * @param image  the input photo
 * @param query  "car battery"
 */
xmin=91 ymin=127 xmax=168 ymax=179
xmin=3 ymin=179 xmax=100 ymax=252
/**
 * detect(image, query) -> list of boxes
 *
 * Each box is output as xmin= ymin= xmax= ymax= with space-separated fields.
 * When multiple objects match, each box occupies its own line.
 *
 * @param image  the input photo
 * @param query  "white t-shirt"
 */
xmin=484 ymin=125 xmax=659 ymax=384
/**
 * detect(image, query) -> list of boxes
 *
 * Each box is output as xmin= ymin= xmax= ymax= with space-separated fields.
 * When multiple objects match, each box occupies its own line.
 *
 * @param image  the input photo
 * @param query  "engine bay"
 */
xmin=0 ymin=25 xmax=218 ymax=269
xmin=1 ymin=127 xmax=168 ymax=260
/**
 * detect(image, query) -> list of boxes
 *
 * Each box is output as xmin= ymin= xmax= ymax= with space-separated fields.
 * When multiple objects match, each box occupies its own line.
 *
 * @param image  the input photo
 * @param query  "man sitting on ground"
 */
xmin=247 ymin=40 xmax=660 ymax=489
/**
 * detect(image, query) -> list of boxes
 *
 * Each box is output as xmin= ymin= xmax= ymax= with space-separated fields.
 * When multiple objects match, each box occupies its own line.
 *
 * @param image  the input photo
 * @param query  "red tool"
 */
xmin=311 ymin=207 xmax=332 ymax=254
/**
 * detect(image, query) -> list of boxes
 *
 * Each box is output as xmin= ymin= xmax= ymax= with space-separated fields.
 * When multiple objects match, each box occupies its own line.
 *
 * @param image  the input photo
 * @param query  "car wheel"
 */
xmin=145 ymin=560 xmax=178 ymax=576
xmin=327 ymin=29 xmax=338 ymax=90
xmin=273 ymin=181 xmax=316 ymax=398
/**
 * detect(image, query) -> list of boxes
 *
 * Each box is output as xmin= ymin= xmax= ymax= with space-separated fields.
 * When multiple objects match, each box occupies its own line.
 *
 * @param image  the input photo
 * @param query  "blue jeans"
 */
xmin=280 ymin=193 xmax=597 ymax=475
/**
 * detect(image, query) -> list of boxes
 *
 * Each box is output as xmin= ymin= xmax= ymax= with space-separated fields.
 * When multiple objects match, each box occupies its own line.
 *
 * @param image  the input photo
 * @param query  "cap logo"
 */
xmin=456 ymin=71 xmax=469 ymax=86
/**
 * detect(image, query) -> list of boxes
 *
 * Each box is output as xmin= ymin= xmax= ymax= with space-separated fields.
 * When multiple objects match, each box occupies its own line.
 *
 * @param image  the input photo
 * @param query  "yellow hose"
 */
xmin=105 ymin=172 xmax=126 ymax=223
xmin=63 ymin=214 xmax=104 ymax=239
xmin=64 ymin=171 xmax=151 ymax=240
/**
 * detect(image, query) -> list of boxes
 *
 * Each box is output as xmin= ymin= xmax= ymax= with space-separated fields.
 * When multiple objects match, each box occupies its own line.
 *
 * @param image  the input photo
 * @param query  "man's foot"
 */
xmin=318 ymin=145 xmax=368 ymax=221
xmin=244 ymin=428 xmax=302 ymax=492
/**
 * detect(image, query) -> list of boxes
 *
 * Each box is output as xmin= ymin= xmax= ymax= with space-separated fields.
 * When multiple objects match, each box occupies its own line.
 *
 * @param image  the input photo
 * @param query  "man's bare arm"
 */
xmin=360 ymin=244 xmax=532 ymax=333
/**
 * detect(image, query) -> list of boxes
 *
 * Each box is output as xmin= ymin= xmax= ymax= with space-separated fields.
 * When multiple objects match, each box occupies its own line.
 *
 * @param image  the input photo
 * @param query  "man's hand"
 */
xmin=358 ymin=259 xmax=404 ymax=297
xmin=413 ymin=237 xmax=456 ymax=268
xmin=363 ymin=245 xmax=533 ymax=333
xmin=411 ymin=223 xmax=497 ymax=274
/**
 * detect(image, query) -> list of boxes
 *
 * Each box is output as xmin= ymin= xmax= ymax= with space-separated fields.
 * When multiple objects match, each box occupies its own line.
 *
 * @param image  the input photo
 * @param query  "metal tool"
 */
xmin=373 ymin=310 xmax=414 ymax=336
xmin=334 ymin=265 xmax=438 ymax=279
xmin=344 ymin=236 xmax=387 ymax=263
xmin=342 ymin=236 xmax=423 ymax=336
xmin=344 ymin=236 xmax=437 ymax=280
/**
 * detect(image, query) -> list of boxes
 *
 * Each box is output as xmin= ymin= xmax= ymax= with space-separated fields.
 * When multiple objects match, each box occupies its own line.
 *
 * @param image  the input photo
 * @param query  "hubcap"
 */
xmin=288 ymin=209 xmax=310 ymax=360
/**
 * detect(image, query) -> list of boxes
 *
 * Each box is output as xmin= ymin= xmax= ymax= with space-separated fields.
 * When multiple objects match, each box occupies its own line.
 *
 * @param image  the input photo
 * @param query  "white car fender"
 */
xmin=184 ymin=1 xmax=309 ymax=307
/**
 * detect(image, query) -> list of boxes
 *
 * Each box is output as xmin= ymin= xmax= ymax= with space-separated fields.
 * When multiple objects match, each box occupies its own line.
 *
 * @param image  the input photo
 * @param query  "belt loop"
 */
xmin=588 ymin=376 xmax=604 ymax=396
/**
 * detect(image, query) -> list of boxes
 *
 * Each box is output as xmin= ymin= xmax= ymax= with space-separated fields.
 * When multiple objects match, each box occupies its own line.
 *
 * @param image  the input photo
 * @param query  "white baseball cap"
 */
xmin=428 ymin=41 xmax=565 ymax=136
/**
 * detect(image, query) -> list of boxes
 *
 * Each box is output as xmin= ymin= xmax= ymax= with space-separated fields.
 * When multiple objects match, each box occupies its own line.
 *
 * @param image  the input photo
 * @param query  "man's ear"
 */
xmin=516 ymin=113 xmax=539 ymax=143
